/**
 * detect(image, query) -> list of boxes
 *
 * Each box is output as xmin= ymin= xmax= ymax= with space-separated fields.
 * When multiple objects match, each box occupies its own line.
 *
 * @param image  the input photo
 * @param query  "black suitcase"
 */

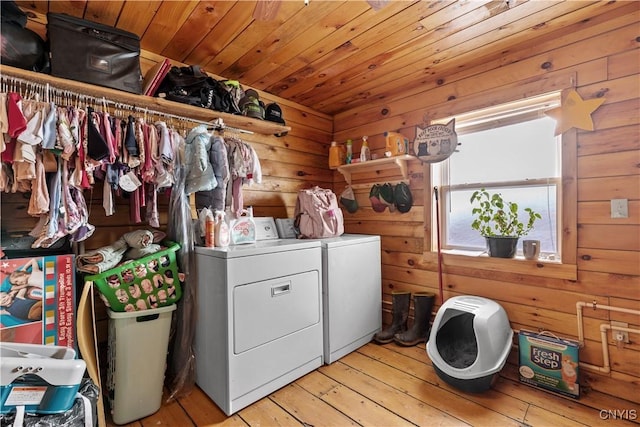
xmin=47 ymin=13 xmax=142 ymax=94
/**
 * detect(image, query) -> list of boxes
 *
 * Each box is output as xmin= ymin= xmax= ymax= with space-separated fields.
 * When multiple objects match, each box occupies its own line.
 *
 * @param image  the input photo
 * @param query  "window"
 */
xmin=431 ymin=92 xmax=562 ymax=260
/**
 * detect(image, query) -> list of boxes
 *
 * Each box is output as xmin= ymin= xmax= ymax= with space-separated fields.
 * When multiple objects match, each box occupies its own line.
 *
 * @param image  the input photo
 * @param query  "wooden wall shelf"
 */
xmin=336 ymin=154 xmax=414 ymax=185
xmin=1 ymin=65 xmax=291 ymax=136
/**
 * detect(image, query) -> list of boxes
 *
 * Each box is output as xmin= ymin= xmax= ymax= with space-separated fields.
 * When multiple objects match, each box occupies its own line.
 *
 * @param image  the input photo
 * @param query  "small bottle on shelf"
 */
xmin=359 ymin=135 xmax=371 ymax=162
xmin=329 ymin=141 xmax=342 ymax=169
xmin=345 ymin=139 xmax=353 ymax=164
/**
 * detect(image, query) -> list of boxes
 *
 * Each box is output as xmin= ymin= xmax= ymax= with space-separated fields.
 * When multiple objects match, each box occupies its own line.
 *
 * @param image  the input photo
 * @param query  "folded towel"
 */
xmin=76 ymin=238 xmax=127 ymax=274
xmin=122 ymin=229 xmax=154 ymax=249
xmin=77 ymin=229 xmax=166 ymax=274
xmin=124 ymin=244 xmax=161 ymax=261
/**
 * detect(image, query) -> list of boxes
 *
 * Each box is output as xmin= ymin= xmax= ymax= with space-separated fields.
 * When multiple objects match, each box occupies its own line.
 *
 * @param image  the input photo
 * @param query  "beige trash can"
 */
xmin=106 ymin=304 xmax=176 ymax=424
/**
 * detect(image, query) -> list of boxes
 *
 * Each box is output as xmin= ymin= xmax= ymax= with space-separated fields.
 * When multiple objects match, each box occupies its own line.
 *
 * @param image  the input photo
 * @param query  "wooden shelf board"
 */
xmin=0 ymin=65 xmax=291 ymax=136
xmin=336 ymin=154 xmax=414 ymax=184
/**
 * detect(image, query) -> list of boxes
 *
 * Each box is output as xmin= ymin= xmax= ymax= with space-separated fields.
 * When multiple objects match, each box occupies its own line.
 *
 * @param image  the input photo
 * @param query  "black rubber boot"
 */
xmin=373 ymin=291 xmax=410 ymax=344
xmin=393 ymin=292 xmax=435 ymax=346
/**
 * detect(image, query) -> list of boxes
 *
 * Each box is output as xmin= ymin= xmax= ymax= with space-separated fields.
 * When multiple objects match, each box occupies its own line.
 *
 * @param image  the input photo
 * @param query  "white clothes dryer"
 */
xmin=194 ymin=239 xmax=323 ymax=416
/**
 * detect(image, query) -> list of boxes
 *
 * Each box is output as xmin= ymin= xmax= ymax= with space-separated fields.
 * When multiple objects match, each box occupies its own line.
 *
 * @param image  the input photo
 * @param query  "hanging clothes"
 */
xmin=195 ymin=130 xmax=229 ymax=212
xmin=86 ymin=106 xmax=109 ymax=162
xmin=27 ymin=151 xmax=49 ymax=216
xmin=124 ymin=114 xmax=140 ymax=167
xmin=224 ymin=135 xmax=261 ymax=218
xmin=0 ymin=80 xmax=225 ymax=247
xmin=184 ymin=124 xmax=216 ymax=195
xmin=143 ymin=121 xmax=160 ymax=228
xmin=41 ymin=101 xmax=57 ymax=149
xmin=154 ymin=120 xmax=174 ymax=191
xmin=6 ymin=92 xmax=27 ymax=139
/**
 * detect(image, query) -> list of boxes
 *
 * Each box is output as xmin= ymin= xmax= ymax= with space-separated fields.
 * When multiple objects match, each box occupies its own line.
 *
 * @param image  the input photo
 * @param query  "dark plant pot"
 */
xmin=485 ymin=236 xmax=519 ymax=258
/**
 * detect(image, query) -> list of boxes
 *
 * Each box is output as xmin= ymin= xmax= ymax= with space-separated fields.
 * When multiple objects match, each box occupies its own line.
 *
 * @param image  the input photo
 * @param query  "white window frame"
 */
xmin=430 ymin=92 xmax=563 ymax=260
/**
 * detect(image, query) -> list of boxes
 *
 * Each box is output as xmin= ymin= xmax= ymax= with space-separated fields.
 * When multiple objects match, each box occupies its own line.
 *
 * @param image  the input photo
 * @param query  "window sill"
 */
xmin=425 ymin=250 xmax=577 ymax=281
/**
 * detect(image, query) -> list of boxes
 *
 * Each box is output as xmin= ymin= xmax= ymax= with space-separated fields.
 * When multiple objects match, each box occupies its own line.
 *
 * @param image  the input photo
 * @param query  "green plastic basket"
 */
xmin=86 ymin=241 xmax=182 ymax=312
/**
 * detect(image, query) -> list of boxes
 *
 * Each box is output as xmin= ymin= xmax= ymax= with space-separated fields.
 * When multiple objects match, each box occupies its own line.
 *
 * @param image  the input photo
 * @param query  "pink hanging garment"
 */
xmin=232 ymin=177 xmax=243 ymax=218
xmin=27 ymin=152 xmax=50 ymax=216
xmin=135 ymin=118 xmax=147 ymax=209
xmin=142 ymin=122 xmax=157 ymax=183
xmin=6 ymin=92 xmax=27 ymax=138
xmin=129 ymin=186 xmax=142 ymax=224
xmin=69 ymin=108 xmax=87 ymax=188
xmin=101 ymin=111 xmax=117 ymax=164
xmin=2 ymin=138 xmax=15 ymax=163
xmin=142 ymin=122 xmax=159 ymax=227
xmin=103 ymin=178 xmax=115 ymax=216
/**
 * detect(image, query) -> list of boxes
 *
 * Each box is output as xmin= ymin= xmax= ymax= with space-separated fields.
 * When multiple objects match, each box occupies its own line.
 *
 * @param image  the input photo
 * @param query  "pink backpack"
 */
xmin=294 ymin=186 xmax=344 ymax=239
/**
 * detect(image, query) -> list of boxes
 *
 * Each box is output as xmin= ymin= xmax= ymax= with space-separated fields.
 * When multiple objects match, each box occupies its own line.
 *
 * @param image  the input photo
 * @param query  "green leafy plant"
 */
xmin=470 ymin=189 xmax=542 ymax=237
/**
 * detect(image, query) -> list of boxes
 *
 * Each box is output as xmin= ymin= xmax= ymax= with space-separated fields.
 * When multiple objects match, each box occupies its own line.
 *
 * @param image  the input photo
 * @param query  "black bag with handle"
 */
xmin=156 ymin=65 xmax=233 ymax=113
xmin=0 ymin=1 xmax=50 ymax=73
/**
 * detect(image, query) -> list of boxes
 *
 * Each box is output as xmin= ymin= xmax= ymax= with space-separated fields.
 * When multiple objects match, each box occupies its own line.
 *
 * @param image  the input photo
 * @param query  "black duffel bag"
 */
xmin=47 ymin=12 xmax=142 ymax=94
xmin=0 ymin=1 xmax=50 ymax=73
xmin=156 ymin=65 xmax=234 ymax=114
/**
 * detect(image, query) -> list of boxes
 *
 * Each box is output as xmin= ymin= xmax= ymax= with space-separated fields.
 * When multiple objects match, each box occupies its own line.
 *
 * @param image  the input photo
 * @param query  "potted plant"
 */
xmin=470 ymin=189 xmax=542 ymax=258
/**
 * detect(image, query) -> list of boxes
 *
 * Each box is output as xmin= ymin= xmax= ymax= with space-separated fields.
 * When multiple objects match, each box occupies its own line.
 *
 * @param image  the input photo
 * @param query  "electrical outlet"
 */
xmin=611 ymin=199 xmax=629 ymax=218
xmin=611 ymin=321 xmax=629 ymax=344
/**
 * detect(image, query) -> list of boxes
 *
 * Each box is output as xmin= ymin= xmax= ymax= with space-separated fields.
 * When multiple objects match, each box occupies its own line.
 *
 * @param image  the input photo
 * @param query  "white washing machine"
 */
xmin=194 ymin=239 xmax=323 ymax=416
xmin=321 ymin=234 xmax=381 ymax=364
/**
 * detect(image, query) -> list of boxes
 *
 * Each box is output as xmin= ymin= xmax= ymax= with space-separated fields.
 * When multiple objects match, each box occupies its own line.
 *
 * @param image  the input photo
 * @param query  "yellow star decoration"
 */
xmin=545 ymin=89 xmax=605 ymax=136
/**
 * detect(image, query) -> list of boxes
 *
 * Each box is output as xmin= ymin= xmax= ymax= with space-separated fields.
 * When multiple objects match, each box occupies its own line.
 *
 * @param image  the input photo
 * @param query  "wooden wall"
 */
xmin=332 ymin=4 xmax=639 ymax=406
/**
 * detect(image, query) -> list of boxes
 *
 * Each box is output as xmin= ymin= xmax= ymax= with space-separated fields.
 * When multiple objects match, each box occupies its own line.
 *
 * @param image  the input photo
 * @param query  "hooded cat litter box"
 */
xmin=426 ymin=296 xmax=513 ymax=393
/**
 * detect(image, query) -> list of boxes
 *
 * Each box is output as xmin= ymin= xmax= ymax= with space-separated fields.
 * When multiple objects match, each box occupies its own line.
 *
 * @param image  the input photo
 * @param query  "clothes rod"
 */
xmin=0 ymin=73 xmax=253 ymax=135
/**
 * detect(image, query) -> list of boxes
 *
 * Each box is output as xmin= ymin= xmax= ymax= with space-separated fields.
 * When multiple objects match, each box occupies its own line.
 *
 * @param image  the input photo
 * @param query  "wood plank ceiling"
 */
xmin=16 ymin=0 xmax=629 ymax=116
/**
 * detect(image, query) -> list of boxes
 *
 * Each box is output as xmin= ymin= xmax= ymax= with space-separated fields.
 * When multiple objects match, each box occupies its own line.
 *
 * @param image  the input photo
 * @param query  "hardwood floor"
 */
xmin=107 ymin=343 xmax=639 ymax=427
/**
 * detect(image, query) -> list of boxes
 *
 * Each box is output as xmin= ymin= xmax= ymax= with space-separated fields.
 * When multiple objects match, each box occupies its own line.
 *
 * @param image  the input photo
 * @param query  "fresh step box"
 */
xmin=518 ymin=330 xmax=580 ymax=399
